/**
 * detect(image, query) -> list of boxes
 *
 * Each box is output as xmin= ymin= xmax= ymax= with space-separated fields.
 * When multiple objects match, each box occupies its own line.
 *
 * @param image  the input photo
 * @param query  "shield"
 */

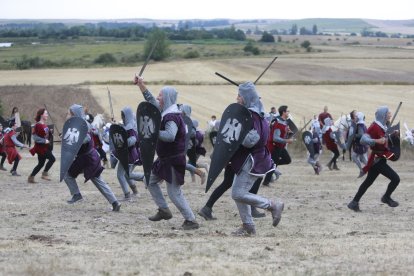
xmin=286 ymin=119 xmax=298 ymax=139
xmin=206 ymin=103 xmax=253 ymax=192
xmin=137 ymin=102 xmax=161 ymax=186
xmin=60 ymin=117 xmax=88 ymax=182
xmin=387 ymin=122 xmax=400 ymax=161
xmin=110 ymin=124 xmax=130 ymax=177
xmin=345 ymin=122 xmax=357 ymax=150
xmin=302 ymin=131 xmax=315 ymax=159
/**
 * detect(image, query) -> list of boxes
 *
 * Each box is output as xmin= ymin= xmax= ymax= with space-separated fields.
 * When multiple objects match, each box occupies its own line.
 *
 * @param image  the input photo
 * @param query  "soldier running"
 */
xmin=28 ymin=108 xmax=56 ymax=183
xmin=230 ymin=82 xmax=284 ymax=236
xmin=348 ymin=106 xmax=400 ymax=212
xmin=134 ymin=76 xmax=199 ymax=230
xmin=63 ymin=104 xmax=121 ymax=212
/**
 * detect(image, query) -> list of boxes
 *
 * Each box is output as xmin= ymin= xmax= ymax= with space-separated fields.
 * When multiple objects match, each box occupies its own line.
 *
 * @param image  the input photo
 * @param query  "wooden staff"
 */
xmin=254 ymin=56 xmax=278 ymax=84
xmin=214 ymin=72 xmax=239 ymax=86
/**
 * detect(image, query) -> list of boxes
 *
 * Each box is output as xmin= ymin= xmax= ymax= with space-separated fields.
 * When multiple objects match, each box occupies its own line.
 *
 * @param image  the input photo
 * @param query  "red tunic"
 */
xmin=323 ymin=128 xmax=338 ymax=151
xmin=29 ymin=122 xmax=49 ymax=156
xmin=4 ymin=130 xmax=22 ymax=164
xmin=362 ymin=122 xmax=395 ymax=173
xmin=267 ymin=120 xmax=288 ymax=153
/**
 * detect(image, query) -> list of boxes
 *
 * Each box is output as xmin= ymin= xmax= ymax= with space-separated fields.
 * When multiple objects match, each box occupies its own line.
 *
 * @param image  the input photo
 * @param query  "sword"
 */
xmin=254 ymin=56 xmax=278 ymax=84
xmin=138 ymin=39 xmax=159 ymax=77
xmin=107 ymin=86 xmax=115 ymax=122
xmin=390 ymin=101 xmax=402 ymax=126
xmin=44 ymin=104 xmax=61 ymax=137
xmin=215 ymin=72 xmax=239 ymax=86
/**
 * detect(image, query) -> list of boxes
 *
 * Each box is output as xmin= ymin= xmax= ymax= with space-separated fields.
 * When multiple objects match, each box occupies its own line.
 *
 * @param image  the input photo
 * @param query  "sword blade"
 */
xmin=107 ymin=86 xmax=115 ymax=121
xmin=390 ymin=101 xmax=402 ymax=126
xmin=138 ymin=39 xmax=159 ymax=77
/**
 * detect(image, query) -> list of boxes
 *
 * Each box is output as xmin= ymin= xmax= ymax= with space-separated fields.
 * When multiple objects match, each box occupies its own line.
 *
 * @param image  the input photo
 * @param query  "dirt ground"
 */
xmin=1 ymin=144 xmax=413 ymax=275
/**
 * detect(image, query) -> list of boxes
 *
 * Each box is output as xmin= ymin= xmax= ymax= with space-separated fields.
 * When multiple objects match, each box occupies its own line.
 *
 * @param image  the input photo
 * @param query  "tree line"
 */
xmin=0 ymin=22 xmax=246 ymax=41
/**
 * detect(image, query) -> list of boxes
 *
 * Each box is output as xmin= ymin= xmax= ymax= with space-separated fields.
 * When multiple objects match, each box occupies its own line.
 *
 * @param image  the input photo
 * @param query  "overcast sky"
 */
xmin=1 ymin=0 xmax=413 ymax=20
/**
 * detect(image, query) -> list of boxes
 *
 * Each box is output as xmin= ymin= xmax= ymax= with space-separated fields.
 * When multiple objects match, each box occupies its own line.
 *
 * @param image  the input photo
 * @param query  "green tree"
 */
xmin=145 ymin=28 xmax=171 ymax=61
xmin=290 ymin=24 xmax=298 ymax=35
xmin=312 ymin=24 xmax=318 ymax=35
xmin=300 ymin=40 xmax=312 ymax=52
xmin=0 ymin=99 xmax=3 ymax=116
xmin=244 ymin=41 xmax=260 ymax=55
xmin=260 ymin=31 xmax=275 ymax=42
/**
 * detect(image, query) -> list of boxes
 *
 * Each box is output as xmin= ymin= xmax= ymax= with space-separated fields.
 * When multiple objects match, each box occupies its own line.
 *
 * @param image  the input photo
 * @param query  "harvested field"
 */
xmin=1 ymin=145 xmax=413 ymax=275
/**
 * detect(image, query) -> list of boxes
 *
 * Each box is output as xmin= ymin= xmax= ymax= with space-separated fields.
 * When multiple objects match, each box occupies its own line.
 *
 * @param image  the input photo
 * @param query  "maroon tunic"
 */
xmin=4 ymin=130 xmax=21 ymax=164
xmin=362 ymin=122 xmax=396 ymax=173
xmin=29 ymin=122 xmax=49 ymax=156
xmin=323 ymin=128 xmax=338 ymax=151
xmin=152 ymin=113 xmax=186 ymax=185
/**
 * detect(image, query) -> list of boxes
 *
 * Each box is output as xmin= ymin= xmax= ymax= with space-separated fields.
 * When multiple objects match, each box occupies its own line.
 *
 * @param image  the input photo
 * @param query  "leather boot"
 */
xmin=268 ymin=200 xmax=284 ymax=227
xmin=231 ymin=223 xmax=256 ymax=236
xmin=41 ymin=171 xmax=51 ymax=181
xmin=130 ymin=184 xmax=138 ymax=195
xmin=148 ymin=208 xmax=173 ymax=221
xmin=28 ymin=175 xmax=37 ymax=183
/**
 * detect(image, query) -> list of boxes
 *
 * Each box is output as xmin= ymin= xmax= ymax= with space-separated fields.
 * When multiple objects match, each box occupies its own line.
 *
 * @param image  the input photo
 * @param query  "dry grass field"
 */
xmin=1 ymin=39 xmax=414 ymax=275
xmin=0 ymin=145 xmax=413 ymax=275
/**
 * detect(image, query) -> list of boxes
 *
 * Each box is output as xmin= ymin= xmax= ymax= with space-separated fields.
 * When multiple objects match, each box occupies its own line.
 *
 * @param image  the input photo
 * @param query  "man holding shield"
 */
xmin=134 ymin=76 xmax=199 ymax=230
xmin=230 ymin=82 xmax=284 ymax=236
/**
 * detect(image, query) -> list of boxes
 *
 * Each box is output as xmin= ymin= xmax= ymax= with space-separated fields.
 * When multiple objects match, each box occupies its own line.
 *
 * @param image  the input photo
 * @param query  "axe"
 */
xmin=137 ymin=39 xmax=159 ymax=77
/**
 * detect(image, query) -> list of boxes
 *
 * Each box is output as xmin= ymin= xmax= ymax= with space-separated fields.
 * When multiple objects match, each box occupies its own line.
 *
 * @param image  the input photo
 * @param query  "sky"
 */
xmin=0 ymin=0 xmax=413 ymax=20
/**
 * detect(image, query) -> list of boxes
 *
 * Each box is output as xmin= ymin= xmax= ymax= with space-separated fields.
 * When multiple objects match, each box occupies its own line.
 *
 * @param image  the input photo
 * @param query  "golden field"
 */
xmin=1 ymin=39 xmax=414 ymax=275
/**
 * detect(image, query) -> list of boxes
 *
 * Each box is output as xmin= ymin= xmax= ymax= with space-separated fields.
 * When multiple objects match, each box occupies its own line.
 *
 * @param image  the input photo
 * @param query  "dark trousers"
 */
xmin=30 ymin=150 xmax=56 ymax=176
xmin=11 ymin=156 xmax=19 ymax=172
xmin=206 ymin=165 xmax=262 ymax=209
xmin=353 ymin=158 xmax=400 ymax=202
xmin=328 ymin=148 xmax=340 ymax=166
xmin=263 ymin=147 xmax=291 ymax=184
xmin=0 ymin=152 xmax=6 ymax=166
xmin=96 ymin=148 xmax=107 ymax=161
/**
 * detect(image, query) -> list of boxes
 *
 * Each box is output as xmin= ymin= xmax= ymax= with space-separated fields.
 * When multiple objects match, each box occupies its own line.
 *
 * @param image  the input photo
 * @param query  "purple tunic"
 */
xmin=231 ymin=112 xmax=274 ymax=175
xmin=195 ymin=130 xmax=206 ymax=156
xmin=152 ymin=113 xmax=186 ymax=185
xmin=68 ymin=133 xmax=103 ymax=182
xmin=127 ymin=129 xmax=142 ymax=165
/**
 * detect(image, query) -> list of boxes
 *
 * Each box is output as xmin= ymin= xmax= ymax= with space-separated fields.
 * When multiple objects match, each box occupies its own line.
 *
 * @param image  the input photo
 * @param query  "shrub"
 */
xmin=183 ymin=50 xmax=200 ymax=59
xmin=94 ymin=53 xmax=117 ymax=64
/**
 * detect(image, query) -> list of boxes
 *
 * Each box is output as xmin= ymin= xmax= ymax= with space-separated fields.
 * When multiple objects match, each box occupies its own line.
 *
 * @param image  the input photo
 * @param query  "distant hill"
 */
xmin=1 ymin=18 xmax=414 ymax=35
